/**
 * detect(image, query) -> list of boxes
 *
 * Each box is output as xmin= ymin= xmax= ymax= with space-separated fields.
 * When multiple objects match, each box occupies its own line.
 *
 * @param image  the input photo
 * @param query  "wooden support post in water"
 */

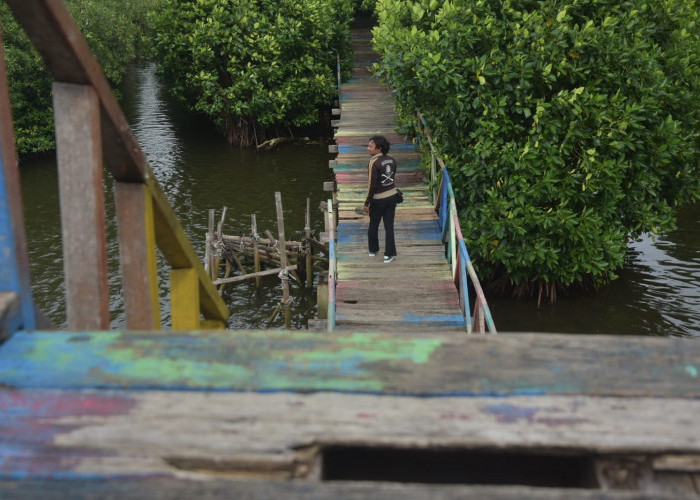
xmin=208 ymin=209 xmax=216 ymax=281
xmin=317 ymin=271 xmax=328 ymax=320
xmin=53 ymin=82 xmax=110 ymax=330
xmin=305 ymin=198 xmax=313 ymax=288
xmin=275 ymin=192 xmax=291 ymax=329
xmin=170 ymin=267 xmax=199 ymax=330
xmin=114 ymin=183 xmax=161 ymax=330
xmin=252 ymin=214 xmax=261 ymax=287
xmin=214 ymin=206 xmax=227 ymax=277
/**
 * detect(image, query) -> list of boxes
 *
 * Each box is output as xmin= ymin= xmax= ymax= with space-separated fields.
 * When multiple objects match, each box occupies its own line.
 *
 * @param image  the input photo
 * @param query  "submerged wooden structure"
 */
xmin=1 ymin=4 xmax=700 ymax=498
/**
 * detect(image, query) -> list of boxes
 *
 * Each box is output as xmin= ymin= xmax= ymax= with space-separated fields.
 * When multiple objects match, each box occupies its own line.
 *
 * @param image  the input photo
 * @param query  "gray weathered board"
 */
xmin=1 ymin=330 xmax=699 ymax=497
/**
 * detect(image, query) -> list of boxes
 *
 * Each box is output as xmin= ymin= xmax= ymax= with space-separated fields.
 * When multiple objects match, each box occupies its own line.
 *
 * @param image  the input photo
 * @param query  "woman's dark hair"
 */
xmin=370 ymin=135 xmax=390 ymax=154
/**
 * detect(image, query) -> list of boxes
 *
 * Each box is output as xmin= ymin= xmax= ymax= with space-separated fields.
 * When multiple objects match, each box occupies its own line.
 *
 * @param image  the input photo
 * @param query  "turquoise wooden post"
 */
xmin=0 ymin=28 xmax=36 ymax=333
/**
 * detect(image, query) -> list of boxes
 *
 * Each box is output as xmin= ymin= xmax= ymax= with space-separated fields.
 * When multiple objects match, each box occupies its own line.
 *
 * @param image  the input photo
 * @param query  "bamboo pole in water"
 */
xmin=214 ymin=265 xmax=298 ymax=286
xmin=214 ymin=206 xmax=227 ymax=277
xmin=208 ymin=209 xmax=216 ymax=280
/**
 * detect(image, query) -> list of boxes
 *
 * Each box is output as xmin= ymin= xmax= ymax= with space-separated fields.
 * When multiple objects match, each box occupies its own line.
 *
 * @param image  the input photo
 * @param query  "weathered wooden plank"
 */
xmin=0 ymin=479 xmax=691 ymax=499
xmin=53 ymin=82 xmax=110 ymax=330
xmin=114 ymin=183 xmax=160 ymax=330
xmin=1 ymin=388 xmax=699 ymax=495
xmin=1 ymin=331 xmax=698 ymax=397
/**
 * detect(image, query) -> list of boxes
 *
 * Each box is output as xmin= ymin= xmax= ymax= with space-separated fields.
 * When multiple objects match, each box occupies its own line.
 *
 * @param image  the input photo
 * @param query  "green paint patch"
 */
xmin=685 ymin=365 xmax=698 ymax=378
xmin=1 ymin=330 xmax=444 ymax=393
xmin=296 ymin=333 xmax=442 ymax=365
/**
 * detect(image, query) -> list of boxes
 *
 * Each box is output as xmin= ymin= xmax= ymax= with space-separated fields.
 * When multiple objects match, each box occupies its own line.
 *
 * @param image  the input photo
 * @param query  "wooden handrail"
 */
xmin=3 ymin=0 xmax=229 ymax=330
xmin=417 ymin=112 xmax=497 ymax=334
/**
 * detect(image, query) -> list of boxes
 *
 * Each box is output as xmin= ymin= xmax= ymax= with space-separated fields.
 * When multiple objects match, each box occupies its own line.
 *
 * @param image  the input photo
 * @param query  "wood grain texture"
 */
xmin=114 ymin=183 xmax=160 ymax=330
xmin=0 ymin=389 xmax=698 ymax=488
xmin=53 ymin=82 xmax=109 ymax=330
xmin=1 ymin=331 xmax=698 ymax=397
xmin=0 ymin=480 xmax=691 ymax=499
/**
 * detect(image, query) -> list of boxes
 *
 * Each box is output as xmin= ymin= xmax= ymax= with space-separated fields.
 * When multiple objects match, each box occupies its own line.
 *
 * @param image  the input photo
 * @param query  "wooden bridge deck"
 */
xmin=331 ymin=27 xmax=466 ymax=332
xmin=1 ymin=329 xmax=699 ymax=497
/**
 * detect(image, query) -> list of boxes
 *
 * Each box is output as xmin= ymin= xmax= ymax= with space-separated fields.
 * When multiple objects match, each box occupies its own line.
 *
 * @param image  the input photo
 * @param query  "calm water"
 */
xmin=487 ymin=203 xmax=700 ymax=337
xmin=18 ymin=65 xmax=700 ymax=336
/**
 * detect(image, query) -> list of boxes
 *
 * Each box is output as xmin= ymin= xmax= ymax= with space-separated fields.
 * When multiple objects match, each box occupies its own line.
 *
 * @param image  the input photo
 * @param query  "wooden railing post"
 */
xmin=53 ymin=82 xmax=110 ymax=330
xmin=114 ymin=183 xmax=161 ymax=330
xmin=6 ymin=0 xmax=229 ymax=332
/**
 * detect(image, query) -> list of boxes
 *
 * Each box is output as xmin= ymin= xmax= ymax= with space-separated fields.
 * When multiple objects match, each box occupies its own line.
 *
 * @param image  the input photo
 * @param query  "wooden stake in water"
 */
xmin=305 ymin=197 xmax=313 ymax=288
xmin=252 ymin=214 xmax=261 ymax=288
xmin=208 ymin=209 xmax=216 ymax=281
xmin=275 ymin=192 xmax=291 ymax=329
xmin=214 ymin=206 xmax=227 ymax=277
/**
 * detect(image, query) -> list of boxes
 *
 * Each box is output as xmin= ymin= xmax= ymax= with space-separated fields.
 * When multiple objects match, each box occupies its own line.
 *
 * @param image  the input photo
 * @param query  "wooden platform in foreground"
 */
xmin=1 ymin=330 xmax=699 ymax=498
xmin=331 ymin=27 xmax=466 ymax=332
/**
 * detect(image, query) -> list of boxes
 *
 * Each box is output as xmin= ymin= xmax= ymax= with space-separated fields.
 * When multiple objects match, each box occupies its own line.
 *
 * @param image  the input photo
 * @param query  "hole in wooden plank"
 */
xmin=321 ymin=447 xmax=598 ymax=488
xmin=342 ymin=300 xmax=358 ymax=304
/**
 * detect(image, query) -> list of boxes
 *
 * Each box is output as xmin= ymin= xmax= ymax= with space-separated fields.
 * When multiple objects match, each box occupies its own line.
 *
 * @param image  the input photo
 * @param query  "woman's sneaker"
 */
xmin=369 ymin=252 xmax=376 ymax=257
xmin=383 ymin=256 xmax=394 ymax=263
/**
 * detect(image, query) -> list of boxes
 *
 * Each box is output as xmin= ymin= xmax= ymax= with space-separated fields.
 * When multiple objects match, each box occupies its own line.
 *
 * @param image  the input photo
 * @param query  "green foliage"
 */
xmin=373 ymin=0 xmax=700 ymax=293
xmin=149 ymin=0 xmax=353 ymax=146
xmin=1 ymin=0 xmax=159 ymax=155
xmin=357 ymin=0 xmax=378 ymax=13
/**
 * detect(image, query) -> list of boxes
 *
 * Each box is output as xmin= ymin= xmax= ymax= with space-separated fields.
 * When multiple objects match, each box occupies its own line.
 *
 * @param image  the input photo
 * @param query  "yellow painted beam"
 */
xmin=144 ymin=189 xmax=161 ymax=329
xmin=170 ymin=268 xmax=199 ymax=331
xmin=147 ymin=177 xmax=229 ymax=323
xmin=200 ymin=319 xmax=226 ymax=330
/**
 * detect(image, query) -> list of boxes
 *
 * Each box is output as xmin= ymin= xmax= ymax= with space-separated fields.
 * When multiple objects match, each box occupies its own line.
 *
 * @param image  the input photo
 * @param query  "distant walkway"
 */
xmin=330 ymin=23 xmax=466 ymax=332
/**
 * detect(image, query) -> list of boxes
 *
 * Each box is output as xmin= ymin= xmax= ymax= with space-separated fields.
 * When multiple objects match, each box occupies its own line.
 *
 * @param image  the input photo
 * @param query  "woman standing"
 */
xmin=363 ymin=135 xmax=397 ymax=263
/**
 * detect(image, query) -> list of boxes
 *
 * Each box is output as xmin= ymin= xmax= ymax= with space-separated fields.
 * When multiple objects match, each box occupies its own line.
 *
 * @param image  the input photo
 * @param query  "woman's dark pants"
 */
xmin=368 ymin=197 xmax=397 ymax=257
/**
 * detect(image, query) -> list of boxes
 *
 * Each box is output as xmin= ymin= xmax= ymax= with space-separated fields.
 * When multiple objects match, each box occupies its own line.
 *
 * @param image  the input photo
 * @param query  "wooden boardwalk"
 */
xmin=331 ymin=26 xmax=466 ymax=332
xmin=4 ymin=6 xmax=700 ymax=497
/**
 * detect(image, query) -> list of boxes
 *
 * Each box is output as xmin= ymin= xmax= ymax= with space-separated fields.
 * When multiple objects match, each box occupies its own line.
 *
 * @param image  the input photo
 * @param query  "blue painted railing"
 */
xmin=419 ymin=113 xmax=497 ymax=334
xmin=1 ymin=28 xmax=36 ymax=336
xmin=327 ymin=198 xmax=336 ymax=332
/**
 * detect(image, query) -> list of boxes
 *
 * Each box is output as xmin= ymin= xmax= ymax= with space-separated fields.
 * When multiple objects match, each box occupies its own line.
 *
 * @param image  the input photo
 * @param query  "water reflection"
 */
xmin=487 ymin=202 xmax=700 ymax=337
xmin=130 ymin=63 xmax=183 ymax=186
